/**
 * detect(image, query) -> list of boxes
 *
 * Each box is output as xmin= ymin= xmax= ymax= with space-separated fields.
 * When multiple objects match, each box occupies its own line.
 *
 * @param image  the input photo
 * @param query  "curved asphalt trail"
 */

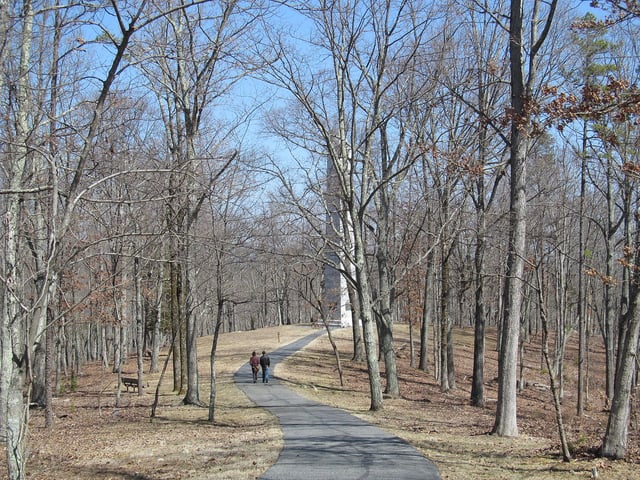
xmin=234 ymin=328 xmax=441 ymax=480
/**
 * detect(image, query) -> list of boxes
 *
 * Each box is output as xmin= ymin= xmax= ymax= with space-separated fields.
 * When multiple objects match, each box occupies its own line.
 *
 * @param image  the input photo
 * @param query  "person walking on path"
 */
xmin=260 ymin=351 xmax=271 ymax=383
xmin=250 ymin=351 xmax=260 ymax=383
xmin=234 ymin=329 xmax=441 ymax=480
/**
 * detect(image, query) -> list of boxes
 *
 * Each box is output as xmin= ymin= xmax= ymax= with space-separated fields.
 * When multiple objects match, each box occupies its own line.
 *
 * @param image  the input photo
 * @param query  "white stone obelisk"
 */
xmin=322 ymin=156 xmax=352 ymax=327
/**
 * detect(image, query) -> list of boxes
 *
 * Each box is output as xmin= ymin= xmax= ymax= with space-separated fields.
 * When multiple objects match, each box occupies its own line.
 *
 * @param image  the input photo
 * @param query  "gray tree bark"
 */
xmin=493 ymin=0 xmax=557 ymax=437
xmin=376 ymin=211 xmax=400 ymax=397
xmin=601 ymin=240 xmax=640 ymax=458
xmin=135 ymin=257 xmax=145 ymax=396
xmin=493 ymin=0 xmax=528 ymax=437
xmin=150 ymin=268 xmax=163 ymax=374
xmin=419 ymin=254 xmax=434 ymax=372
xmin=3 ymin=2 xmax=35 ymax=476
xmin=602 ymin=168 xmax=640 ymax=457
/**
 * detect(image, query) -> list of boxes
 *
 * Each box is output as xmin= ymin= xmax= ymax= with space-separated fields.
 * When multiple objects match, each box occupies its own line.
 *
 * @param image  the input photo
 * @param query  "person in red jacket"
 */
xmin=250 ymin=351 xmax=260 ymax=383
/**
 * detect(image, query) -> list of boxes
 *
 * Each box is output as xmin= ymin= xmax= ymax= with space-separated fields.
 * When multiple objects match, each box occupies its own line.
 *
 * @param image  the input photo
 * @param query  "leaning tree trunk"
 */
xmin=353 ymin=228 xmax=383 ymax=411
xmin=536 ymin=264 xmax=572 ymax=462
xmin=601 ymin=228 xmax=640 ymax=459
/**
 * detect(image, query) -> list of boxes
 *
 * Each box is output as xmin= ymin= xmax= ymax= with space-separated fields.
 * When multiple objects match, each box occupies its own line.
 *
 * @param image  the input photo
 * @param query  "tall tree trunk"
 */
xmin=377 ymin=245 xmax=399 ymax=397
xmin=183 ymin=195 xmax=201 ymax=405
xmin=419 ymin=253 xmax=434 ymax=372
xmin=100 ymin=324 xmax=109 ymax=369
xmin=31 ymin=0 xmax=63 ymax=412
xmin=604 ymin=198 xmax=616 ymax=405
xmin=3 ymin=3 xmax=34 ymax=476
xmin=44 ymin=305 xmax=55 ymax=428
xmin=354 ymin=231 xmax=383 ymax=411
xmin=348 ymin=281 xmax=365 ymax=361
xmin=471 ymin=213 xmax=486 ymax=406
xmin=378 ymin=316 xmax=399 ymax=397
xmin=179 ymin=260 xmax=188 ymax=395
xmin=577 ymin=122 xmax=588 ymax=416
xmin=440 ymin=243 xmax=455 ymax=392
xmin=150 ymin=267 xmax=163 ymax=374
xmin=135 ymin=257 xmax=145 ymax=396
xmin=31 ymin=335 xmax=46 ymax=407
xmin=493 ymin=0 xmax=535 ymax=436
xmin=471 ymin=115 xmax=488 ymax=405
xmin=208 ymin=298 xmax=225 ymax=423
xmin=170 ymin=260 xmax=182 ymax=392
xmin=183 ymin=271 xmax=201 ymax=404
xmin=493 ymin=0 xmax=557 ymax=438
xmin=601 ymin=259 xmax=640 ymax=458
xmin=615 ymin=163 xmax=635 ymax=389
xmin=115 ymin=323 xmax=125 ymax=408
xmin=602 ymin=186 xmax=640 ymax=458
xmin=494 ymin=0 xmax=526 ymax=437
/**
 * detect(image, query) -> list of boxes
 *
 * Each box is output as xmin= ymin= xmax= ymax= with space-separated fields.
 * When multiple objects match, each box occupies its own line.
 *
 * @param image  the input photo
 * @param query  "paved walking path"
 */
xmin=235 ymin=328 xmax=441 ymax=480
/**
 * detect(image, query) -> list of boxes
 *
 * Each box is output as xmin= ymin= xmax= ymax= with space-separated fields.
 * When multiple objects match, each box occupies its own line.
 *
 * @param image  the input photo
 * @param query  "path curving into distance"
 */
xmin=235 ymin=328 xmax=441 ymax=480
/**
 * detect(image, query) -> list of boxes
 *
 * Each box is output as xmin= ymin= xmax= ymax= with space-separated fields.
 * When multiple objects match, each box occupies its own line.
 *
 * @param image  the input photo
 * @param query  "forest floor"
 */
xmin=4 ymin=324 xmax=639 ymax=479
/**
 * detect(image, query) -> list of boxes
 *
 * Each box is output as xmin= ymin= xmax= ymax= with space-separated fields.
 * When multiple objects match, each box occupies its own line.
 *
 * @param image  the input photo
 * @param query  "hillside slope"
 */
xmin=6 ymin=324 xmax=638 ymax=479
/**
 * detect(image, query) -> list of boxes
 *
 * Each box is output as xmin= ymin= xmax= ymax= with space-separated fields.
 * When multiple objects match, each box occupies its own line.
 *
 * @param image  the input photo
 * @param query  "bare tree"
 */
xmin=450 ymin=0 xmax=510 ymax=408
xmin=532 ymin=254 xmax=572 ymax=461
xmin=0 ymin=2 xmax=219 ymax=477
xmin=602 ymin=199 xmax=640 ymax=457
xmin=492 ymin=0 xmax=559 ymax=437
xmin=259 ymin=0 xmax=434 ymax=410
xmin=547 ymin=2 xmax=640 ymax=456
xmin=135 ymin=0 xmax=262 ymax=405
xmin=202 ymin=155 xmax=260 ymax=422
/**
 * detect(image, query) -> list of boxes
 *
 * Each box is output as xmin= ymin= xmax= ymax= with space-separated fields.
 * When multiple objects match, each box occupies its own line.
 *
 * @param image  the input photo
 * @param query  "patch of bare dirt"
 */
xmin=4 ymin=324 xmax=639 ymax=480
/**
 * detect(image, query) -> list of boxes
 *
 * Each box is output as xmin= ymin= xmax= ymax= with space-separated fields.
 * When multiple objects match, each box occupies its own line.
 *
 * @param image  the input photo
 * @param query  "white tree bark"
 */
xmin=1 ymin=2 xmax=164 ymax=476
xmin=3 ymin=1 xmax=35 ymax=476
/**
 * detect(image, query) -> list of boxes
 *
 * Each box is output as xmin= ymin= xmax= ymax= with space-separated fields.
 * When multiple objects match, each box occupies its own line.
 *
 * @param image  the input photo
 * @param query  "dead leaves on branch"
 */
xmin=542 ymin=78 xmax=640 ymax=133
xmin=588 ymin=1 xmax=640 ymax=25
xmin=585 ymin=267 xmax=618 ymax=286
xmin=585 ymin=244 xmax=640 ymax=285
xmin=622 ymin=161 xmax=640 ymax=179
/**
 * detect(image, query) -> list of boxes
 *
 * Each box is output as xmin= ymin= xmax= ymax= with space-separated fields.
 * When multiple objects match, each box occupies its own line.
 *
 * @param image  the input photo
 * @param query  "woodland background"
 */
xmin=1 ymin=1 xmax=640 ymax=479
xmin=6 ymin=325 xmax=640 ymax=479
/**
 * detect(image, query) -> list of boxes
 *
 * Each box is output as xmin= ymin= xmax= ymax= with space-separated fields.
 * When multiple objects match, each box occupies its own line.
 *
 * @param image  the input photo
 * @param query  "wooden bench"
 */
xmin=121 ymin=377 xmax=141 ymax=392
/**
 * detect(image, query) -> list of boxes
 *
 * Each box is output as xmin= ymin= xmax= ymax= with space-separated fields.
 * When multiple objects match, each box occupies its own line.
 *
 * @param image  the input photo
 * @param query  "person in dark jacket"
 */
xmin=260 ymin=351 xmax=271 ymax=383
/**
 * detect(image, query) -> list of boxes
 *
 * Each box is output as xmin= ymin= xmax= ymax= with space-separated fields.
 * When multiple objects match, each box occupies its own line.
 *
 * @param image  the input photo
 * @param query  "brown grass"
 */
xmin=277 ymin=326 xmax=640 ymax=480
xmin=18 ymin=326 xmax=312 ymax=480
xmin=4 ymin=324 xmax=639 ymax=479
